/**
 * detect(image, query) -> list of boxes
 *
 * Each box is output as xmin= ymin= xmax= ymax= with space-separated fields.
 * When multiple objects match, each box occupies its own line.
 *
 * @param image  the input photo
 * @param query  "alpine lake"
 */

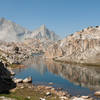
xmin=13 ymin=54 xmax=100 ymax=97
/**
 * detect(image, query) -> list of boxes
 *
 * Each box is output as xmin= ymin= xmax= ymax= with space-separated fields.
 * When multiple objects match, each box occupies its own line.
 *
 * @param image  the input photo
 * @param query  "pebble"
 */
xmin=20 ymin=86 xmax=24 ymax=89
xmin=10 ymin=88 xmax=17 ymax=93
xmin=59 ymin=96 xmax=69 ymax=100
xmin=27 ymin=96 xmax=31 ymax=99
xmin=23 ymin=76 xmax=32 ymax=83
xmin=94 ymin=91 xmax=100 ymax=96
xmin=48 ymin=82 xmax=53 ymax=85
xmin=0 ymin=96 xmax=16 ymax=100
xmin=40 ymin=98 xmax=46 ymax=100
xmin=72 ymin=97 xmax=84 ymax=100
xmin=13 ymin=78 xmax=23 ymax=83
xmin=46 ymin=92 xmax=51 ymax=96
xmin=81 ymin=96 xmax=89 ymax=99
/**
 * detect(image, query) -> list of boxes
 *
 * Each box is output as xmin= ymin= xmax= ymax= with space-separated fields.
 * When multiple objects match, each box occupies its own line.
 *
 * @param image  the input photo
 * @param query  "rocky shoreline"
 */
xmin=0 ymin=51 xmax=100 ymax=100
xmin=3 ymin=74 xmax=94 ymax=100
xmin=3 ymin=71 xmax=97 ymax=100
xmin=8 ymin=82 xmax=95 ymax=100
xmin=0 ymin=57 xmax=99 ymax=100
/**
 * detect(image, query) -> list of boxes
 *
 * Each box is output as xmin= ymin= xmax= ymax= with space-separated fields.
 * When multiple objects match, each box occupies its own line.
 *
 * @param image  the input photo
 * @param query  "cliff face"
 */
xmin=44 ymin=40 xmax=63 ymax=58
xmin=45 ymin=26 xmax=100 ymax=65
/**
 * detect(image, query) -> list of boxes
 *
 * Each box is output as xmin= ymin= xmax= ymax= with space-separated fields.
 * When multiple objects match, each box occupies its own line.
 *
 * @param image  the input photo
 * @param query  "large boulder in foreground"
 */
xmin=45 ymin=26 xmax=100 ymax=65
xmin=0 ymin=61 xmax=16 ymax=93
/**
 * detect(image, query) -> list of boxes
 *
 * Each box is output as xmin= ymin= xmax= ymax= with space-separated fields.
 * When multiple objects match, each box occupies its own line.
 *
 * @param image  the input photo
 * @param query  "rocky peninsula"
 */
xmin=45 ymin=26 xmax=100 ymax=66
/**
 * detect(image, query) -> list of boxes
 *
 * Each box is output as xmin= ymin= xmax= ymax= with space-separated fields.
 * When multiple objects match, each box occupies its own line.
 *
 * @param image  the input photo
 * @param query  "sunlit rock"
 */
xmin=23 ymin=76 xmax=32 ymax=83
xmin=45 ymin=26 xmax=100 ymax=65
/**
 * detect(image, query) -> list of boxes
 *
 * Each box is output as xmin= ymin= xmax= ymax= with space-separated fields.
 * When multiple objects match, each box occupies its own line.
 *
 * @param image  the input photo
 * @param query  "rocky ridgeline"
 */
xmin=0 ymin=18 xmax=60 ymax=42
xmin=45 ymin=26 xmax=100 ymax=65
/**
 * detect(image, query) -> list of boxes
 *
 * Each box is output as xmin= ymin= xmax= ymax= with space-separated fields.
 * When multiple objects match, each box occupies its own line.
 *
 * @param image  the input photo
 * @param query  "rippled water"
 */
xmin=13 ymin=55 xmax=100 ymax=96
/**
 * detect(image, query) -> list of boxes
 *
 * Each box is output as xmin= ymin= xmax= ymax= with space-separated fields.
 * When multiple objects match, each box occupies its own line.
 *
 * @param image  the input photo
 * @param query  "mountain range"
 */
xmin=0 ymin=18 xmax=60 ymax=42
xmin=1 ymin=17 xmax=100 ymax=66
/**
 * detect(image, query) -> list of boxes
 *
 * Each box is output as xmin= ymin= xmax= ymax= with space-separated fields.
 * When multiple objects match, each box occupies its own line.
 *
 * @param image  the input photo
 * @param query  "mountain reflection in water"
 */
xmin=13 ymin=56 xmax=100 ymax=96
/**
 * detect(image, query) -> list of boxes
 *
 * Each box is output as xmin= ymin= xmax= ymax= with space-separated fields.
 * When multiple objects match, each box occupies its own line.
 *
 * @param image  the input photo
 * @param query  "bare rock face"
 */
xmin=45 ymin=26 xmax=100 ymax=65
xmin=44 ymin=41 xmax=64 ymax=58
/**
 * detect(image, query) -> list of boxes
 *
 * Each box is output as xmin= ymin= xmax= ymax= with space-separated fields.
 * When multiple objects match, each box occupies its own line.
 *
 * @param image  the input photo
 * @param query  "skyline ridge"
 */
xmin=0 ymin=17 xmax=60 ymax=41
xmin=0 ymin=17 xmax=100 ymax=37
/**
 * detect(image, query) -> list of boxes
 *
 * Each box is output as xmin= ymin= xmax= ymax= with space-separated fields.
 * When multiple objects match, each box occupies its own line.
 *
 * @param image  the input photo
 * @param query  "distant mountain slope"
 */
xmin=45 ymin=26 xmax=100 ymax=65
xmin=23 ymin=25 xmax=60 ymax=53
xmin=0 ymin=18 xmax=31 ymax=41
xmin=0 ymin=18 xmax=60 ymax=42
xmin=31 ymin=24 xmax=60 ymax=41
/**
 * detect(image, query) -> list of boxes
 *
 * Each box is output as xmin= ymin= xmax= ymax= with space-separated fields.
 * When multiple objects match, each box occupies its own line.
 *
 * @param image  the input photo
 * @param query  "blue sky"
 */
xmin=0 ymin=0 xmax=100 ymax=37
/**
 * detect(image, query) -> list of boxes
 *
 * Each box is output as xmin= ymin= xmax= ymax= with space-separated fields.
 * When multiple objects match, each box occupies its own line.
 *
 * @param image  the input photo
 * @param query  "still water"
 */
xmin=13 ymin=56 xmax=100 ymax=96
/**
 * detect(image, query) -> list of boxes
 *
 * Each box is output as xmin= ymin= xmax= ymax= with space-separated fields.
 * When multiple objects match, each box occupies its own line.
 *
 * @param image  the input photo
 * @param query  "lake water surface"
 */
xmin=13 ymin=55 xmax=100 ymax=96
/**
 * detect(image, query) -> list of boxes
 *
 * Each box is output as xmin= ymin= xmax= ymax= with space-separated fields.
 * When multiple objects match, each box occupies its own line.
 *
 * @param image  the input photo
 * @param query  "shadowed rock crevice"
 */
xmin=0 ymin=61 xmax=16 ymax=93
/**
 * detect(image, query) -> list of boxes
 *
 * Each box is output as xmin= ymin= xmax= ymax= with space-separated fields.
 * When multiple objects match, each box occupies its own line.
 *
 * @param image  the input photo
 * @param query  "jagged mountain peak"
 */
xmin=32 ymin=24 xmax=60 ymax=41
xmin=40 ymin=24 xmax=46 ymax=29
